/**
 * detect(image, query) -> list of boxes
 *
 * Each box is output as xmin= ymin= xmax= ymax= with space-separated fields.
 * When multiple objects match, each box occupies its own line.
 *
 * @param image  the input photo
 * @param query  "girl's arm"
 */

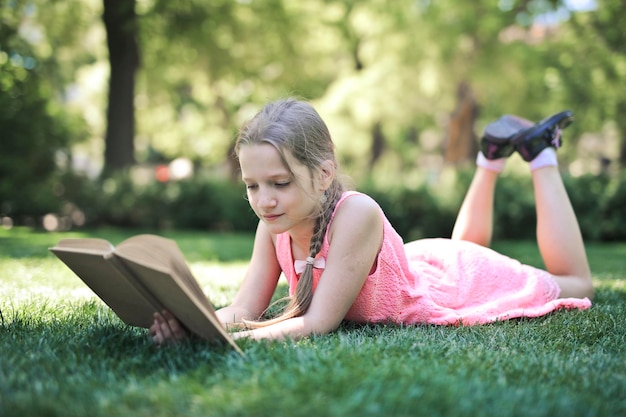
xmin=232 ymin=194 xmax=383 ymax=341
xmin=216 ymin=220 xmax=282 ymax=325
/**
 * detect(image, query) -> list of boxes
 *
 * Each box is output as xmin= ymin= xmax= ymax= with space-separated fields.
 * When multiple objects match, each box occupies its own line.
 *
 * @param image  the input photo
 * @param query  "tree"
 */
xmin=102 ymin=0 xmax=139 ymax=172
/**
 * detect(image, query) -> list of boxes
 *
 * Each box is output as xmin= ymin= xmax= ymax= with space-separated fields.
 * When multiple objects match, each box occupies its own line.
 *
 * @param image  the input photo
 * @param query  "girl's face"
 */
xmin=239 ymin=143 xmax=321 ymax=236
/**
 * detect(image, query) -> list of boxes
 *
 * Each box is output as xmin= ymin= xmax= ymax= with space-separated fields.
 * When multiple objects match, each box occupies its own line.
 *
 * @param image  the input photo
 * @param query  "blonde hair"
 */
xmin=235 ymin=98 xmax=346 ymax=327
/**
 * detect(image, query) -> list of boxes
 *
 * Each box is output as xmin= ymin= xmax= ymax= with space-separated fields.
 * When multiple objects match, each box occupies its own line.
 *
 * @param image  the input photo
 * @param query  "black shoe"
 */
xmin=512 ymin=110 xmax=574 ymax=162
xmin=480 ymin=115 xmax=534 ymax=160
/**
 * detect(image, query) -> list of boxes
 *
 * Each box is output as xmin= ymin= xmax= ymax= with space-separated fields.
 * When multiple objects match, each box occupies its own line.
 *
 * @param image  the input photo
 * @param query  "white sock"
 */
xmin=529 ymin=147 xmax=558 ymax=171
xmin=476 ymin=152 xmax=506 ymax=173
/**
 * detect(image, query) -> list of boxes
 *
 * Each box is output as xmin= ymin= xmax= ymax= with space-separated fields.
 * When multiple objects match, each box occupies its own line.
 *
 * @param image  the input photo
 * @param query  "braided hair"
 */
xmin=234 ymin=99 xmax=347 ymax=327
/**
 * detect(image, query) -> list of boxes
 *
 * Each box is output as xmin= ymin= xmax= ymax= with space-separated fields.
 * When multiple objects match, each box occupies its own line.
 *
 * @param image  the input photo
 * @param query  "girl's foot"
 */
xmin=480 ymin=115 xmax=534 ymax=160
xmin=477 ymin=115 xmax=533 ymax=172
xmin=513 ymin=110 xmax=574 ymax=162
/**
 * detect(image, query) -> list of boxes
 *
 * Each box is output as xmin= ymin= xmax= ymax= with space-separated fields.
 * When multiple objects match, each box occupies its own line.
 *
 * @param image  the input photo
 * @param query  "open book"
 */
xmin=50 ymin=234 xmax=242 ymax=354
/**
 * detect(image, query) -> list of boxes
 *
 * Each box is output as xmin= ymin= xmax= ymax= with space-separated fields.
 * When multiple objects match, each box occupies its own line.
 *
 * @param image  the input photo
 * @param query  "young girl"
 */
xmin=150 ymin=99 xmax=593 ymax=344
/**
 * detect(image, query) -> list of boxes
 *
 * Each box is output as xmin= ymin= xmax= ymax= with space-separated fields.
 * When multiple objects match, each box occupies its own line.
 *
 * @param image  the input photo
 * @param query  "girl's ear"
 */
xmin=319 ymin=160 xmax=335 ymax=191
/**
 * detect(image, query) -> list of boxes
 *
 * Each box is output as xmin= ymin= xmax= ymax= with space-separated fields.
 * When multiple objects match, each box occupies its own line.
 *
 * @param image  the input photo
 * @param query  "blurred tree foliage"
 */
xmin=565 ymin=0 xmax=626 ymax=164
xmin=1 ymin=0 xmax=625 ymax=222
xmin=0 ymin=0 xmax=88 ymax=219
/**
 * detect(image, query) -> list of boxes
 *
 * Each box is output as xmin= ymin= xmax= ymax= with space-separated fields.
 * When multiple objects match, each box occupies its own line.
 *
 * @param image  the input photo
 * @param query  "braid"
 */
xmin=290 ymin=183 xmax=343 ymax=315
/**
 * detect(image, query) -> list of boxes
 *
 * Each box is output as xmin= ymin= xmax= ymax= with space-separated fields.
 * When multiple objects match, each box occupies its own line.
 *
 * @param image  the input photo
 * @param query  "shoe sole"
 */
xmin=512 ymin=110 xmax=574 ymax=161
xmin=481 ymin=115 xmax=534 ymax=159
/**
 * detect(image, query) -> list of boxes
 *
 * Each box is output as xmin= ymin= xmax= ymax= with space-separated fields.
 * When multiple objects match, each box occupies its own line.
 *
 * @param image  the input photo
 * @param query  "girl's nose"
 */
xmin=258 ymin=189 xmax=277 ymax=208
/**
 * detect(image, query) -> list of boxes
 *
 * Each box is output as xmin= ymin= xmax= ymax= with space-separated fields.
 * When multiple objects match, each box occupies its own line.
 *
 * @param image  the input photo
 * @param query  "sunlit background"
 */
xmin=1 ymin=0 xmax=624 ymax=236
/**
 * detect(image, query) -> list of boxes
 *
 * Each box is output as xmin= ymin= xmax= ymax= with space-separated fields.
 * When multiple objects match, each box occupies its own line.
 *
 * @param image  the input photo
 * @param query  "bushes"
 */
xmin=59 ymin=171 xmax=259 ymax=232
xmin=169 ymin=180 xmax=258 ymax=231
xmin=9 ymin=167 xmax=626 ymax=241
xmin=365 ymin=170 xmax=626 ymax=242
xmin=567 ymin=173 xmax=626 ymax=242
xmin=362 ymin=184 xmax=457 ymax=241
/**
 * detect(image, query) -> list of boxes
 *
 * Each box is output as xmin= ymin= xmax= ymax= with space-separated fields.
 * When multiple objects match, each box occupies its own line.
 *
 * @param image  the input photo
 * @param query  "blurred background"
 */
xmin=1 ymin=0 xmax=624 ymax=240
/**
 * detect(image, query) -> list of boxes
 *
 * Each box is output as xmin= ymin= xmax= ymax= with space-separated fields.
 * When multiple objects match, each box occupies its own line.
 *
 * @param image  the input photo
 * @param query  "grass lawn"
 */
xmin=1 ymin=227 xmax=625 ymax=417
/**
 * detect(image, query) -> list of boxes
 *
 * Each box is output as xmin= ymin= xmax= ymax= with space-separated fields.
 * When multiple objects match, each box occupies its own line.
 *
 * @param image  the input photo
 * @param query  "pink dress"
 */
xmin=275 ymin=191 xmax=592 ymax=326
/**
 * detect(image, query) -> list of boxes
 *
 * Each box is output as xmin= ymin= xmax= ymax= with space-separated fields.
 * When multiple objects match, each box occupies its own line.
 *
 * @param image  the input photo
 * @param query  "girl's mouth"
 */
xmin=263 ymin=214 xmax=282 ymax=222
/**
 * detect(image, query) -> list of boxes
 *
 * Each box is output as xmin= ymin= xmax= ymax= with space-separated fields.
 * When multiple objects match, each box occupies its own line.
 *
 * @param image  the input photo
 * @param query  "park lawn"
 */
xmin=0 ymin=227 xmax=625 ymax=417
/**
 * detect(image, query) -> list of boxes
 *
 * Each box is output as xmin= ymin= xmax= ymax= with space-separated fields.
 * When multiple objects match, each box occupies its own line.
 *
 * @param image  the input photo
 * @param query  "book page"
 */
xmin=52 ymin=238 xmax=114 ymax=254
xmin=50 ymin=240 xmax=162 ymax=328
xmin=115 ymin=256 xmax=241 ymax=352
xmin=116 ymin=235 xmax=213 ymax=311
xmin=114 ymin=235 xmax=240 ymax=352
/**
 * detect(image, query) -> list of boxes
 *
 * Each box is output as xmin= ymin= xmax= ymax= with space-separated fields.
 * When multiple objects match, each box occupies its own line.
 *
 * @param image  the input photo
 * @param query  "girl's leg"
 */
xmin=451 ymin=166 xmax=499 ymax=247
xmin=453 ymin=114 xmax=533 ymax=246
xmin=532 ymin=165 xmax=594 ymax=299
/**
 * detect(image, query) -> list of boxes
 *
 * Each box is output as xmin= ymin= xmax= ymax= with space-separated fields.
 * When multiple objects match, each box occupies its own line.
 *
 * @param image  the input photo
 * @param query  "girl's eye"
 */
xmin=244 ymin=181 xmax=290 ymax=190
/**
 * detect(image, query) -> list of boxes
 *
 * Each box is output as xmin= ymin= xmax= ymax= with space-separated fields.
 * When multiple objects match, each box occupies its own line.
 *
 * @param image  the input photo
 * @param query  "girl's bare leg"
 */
xmin=532 ymin=166 xmax=594 ymax=299
xmin=453 ymin=114 xmax=529 ymax=246
xmin=451 ymin=167 xmax=499 ymax=247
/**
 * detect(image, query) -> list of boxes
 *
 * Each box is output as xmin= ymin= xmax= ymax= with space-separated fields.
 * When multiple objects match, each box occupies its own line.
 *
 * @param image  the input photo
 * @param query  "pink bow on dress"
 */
xmin=294 ymin=256 xmax=326 ymax=274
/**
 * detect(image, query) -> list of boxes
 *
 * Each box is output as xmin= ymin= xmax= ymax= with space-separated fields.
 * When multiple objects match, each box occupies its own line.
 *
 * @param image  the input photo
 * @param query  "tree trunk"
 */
xmin=102 ymin=0 xmax=139 ymax=173
xmin=445 ymin=81 xmax=479 ymax=164
xmin=369 ymin=121 xmax=386 ymax=169
xmin=618 ymin=102 xmax=626 ymax=170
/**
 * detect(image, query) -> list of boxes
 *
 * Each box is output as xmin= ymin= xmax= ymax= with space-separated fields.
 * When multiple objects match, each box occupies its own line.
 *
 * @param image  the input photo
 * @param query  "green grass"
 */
xmin=1 ymin=227 xmax=625 ymax=417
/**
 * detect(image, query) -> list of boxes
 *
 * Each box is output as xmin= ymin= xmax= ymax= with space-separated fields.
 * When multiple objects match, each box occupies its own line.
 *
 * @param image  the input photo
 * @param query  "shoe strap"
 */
xmin=551 ymin=128 xmax=562 ymax=148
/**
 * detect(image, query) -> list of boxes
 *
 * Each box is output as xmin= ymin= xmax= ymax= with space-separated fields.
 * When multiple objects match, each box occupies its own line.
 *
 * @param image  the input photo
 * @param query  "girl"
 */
xmin=150 ymin=99 xmax=593 ymax=344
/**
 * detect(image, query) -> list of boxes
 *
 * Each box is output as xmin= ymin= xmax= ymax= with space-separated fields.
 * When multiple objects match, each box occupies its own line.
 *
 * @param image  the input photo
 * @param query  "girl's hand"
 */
xmin=149 ymin=310 xmax=188 ymax=345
